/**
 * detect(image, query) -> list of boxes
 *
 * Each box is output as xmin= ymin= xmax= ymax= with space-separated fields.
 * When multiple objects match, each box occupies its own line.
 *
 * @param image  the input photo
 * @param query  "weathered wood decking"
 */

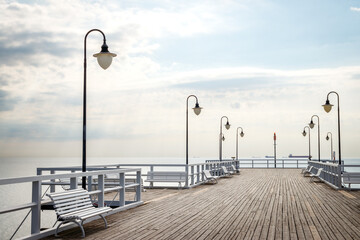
xmin=45 ymin=169 xmax=360 ymax=240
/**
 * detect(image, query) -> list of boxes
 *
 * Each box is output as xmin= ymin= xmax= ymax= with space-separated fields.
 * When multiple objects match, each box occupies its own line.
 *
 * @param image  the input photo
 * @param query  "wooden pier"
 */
xmin=44 ymin=169 xmax=360 ymax=239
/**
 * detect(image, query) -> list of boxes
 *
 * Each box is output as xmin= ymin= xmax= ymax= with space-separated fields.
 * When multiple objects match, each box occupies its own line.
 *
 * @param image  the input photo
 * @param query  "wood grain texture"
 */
xmin=44 ymin=169 xmax=360 ymax=240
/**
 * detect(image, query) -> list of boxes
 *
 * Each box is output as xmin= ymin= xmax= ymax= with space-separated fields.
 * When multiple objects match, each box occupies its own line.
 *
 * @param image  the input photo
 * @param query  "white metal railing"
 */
xmin=37 ymin=160 xmax=240 ymax=189
xmin=0 ymin=168 xmax=142 ymax=240
xmin=308 ymin=161 xmax=341 ymax=188
xmin=216 ymin=158 xmax=308 ymax=168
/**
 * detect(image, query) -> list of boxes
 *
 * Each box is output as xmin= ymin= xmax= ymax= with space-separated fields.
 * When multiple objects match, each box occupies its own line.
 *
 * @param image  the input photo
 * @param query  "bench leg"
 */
xmin=55 ymin=220 xmax=85 ymax=238
xmin=55 ymin=221 xmax=65 ymax=237
xmin=100 ymin=215 xmax=108 ymax=229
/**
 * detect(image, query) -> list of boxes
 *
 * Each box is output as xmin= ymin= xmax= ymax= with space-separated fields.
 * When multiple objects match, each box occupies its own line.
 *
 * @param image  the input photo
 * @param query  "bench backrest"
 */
xmin=221 ymin=166 xmax=229 ymax=173
xmin=343 ymin=173 xmax=360 ymax=183
xmin=146 ymin=171 xmax=187 ymax=181
xmin=203 ymin=170 xmax=213 ymax=179
xmin=316 ymin=168 xmax=323 ymax=177
xmin=47 ymin=189 xmax=94 ymax=217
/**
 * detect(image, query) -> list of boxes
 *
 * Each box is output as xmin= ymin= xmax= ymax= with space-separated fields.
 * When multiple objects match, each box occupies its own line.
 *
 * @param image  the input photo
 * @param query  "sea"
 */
xmin=0 ymin=157 xmax=359 ymax=239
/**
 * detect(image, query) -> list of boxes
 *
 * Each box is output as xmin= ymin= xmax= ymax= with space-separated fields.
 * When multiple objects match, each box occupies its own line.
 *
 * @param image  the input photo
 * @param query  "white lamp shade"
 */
xmin=93 ymin=52 xmax=117 ymax=70
xmin=309 ymin=121 xmax=315 ymax=129
xmin=322 ymin=103 xmax=333 ymax=113
xmin=240 ymin=132 xmax=244 ymax=137
xmin=193 ymin=106 xmax=202 ymax=115
xmin=225 ymin=122 xmax=230 ymax=130
xmin=302 ymin=131 xmax=306 ymax=136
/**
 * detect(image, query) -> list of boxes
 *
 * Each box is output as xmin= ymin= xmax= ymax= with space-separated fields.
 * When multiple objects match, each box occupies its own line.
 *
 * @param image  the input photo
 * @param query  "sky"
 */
xmin=0 ymin=0 xmax=359 ymax=160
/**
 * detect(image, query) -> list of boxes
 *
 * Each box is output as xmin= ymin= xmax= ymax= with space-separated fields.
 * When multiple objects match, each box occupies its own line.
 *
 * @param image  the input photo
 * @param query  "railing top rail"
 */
xmin=0 ymin=168 xmax=141 ymax=185
xmin=308 ymin=160 xmax=339 ymax=167
xmin=37 ymin=162 xmax=232 ymax=171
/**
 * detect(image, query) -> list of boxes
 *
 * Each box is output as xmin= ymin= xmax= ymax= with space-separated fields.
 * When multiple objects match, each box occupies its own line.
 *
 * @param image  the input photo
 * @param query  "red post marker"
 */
xmin=274 ymin=132 xmax=277 ymax=168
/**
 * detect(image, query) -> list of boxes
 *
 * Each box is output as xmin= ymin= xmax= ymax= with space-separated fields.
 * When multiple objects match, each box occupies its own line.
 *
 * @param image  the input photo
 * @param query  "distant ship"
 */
xmin=288 ymin=154 xmax=311 ymax=158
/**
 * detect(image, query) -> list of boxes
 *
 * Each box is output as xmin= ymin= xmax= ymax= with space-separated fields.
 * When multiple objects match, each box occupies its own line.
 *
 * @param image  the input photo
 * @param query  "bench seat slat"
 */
xmin=51 ymin=192 xmax=89 ymax=201
xmin=53 ymin=195 xmax=92 ymax=205
xmin=60 ymin=207 xmax=111 ymax=221
xmin=55 ymin=199 xmax=92 ymax=208
xmin=57 ymin=205 xmax=94 ymax=215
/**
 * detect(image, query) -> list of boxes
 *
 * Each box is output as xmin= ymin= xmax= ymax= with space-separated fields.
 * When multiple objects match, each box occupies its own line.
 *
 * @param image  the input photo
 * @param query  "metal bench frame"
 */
xmin=47 ymin=188 xmax=112 ymax=237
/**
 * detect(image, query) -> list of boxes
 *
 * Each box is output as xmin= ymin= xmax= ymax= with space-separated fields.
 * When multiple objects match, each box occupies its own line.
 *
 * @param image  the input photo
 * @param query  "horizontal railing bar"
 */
xmin=0 ymin=168 xmax=141 ymax=185
xmin=0 ymin=202 xmax=36 ymax=214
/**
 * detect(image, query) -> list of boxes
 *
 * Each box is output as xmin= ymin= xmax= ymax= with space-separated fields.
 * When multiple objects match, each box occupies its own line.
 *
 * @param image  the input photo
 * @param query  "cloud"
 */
xmin=350 ymin=7 xmax=360 ymax=12
xmin=0 ymin=89 xmax=18 ymax=111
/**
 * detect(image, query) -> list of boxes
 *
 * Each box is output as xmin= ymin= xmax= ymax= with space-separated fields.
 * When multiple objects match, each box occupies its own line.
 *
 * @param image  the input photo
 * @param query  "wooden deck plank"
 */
xmin=43 ymin=169 xmax=360 ymax=240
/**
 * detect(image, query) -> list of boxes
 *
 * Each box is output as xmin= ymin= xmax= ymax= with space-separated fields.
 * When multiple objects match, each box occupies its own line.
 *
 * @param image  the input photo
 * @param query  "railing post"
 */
xmin=191 ymin=166 xmax=194 ymax=186
xmin=50 ymin=170 xmax=55 ymax=192
xmin=337 ymin=165 xmax=342 ymax=188
xmin=136 ymin=170 xmax=141 ymax=202
xmin=98 ymin=174 xmax=104 ymax=208
xmin=31 ymin=180 xmax=41 ymax=235
xmin=70 ymin=170 xmax=77 ymax=189
xmin=185 ymin=165 xmax=189 ymax=188
xmin=201 ymin=165 xmax=205 ymax=181
xmin=150 ymin=166 xmax=154 ymax=188
xmin=196 ymin=165 xmax=200 ymax=184
xmin=252 ymin=160 xmax=254 ymax=168
xmin=120 ymin=172 xmax=125 ymax=206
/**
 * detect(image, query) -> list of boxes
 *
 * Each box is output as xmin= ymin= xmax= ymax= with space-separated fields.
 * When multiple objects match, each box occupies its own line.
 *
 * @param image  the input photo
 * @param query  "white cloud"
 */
xmin=350 ymin=7 xmax=360 ymax=12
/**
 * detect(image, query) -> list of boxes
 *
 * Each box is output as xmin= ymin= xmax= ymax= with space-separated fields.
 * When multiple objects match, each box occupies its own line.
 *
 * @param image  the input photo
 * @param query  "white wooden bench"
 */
xmin=221 ymin=166 xmax=233 ymax=177
xmin=310 ymin=168 xmax=323 ymax=183
xmin=47 ymin=188 xmax=112 ymax=237
xmin=202 ymin=170 xmax=220 ymax=184
xmin=342 ymin=172 xmax=360 ymax=189
xmin=145 ymin=171 xmax=187 ymax=188
xmin=230 ymin=165 xmax=240 ymax=174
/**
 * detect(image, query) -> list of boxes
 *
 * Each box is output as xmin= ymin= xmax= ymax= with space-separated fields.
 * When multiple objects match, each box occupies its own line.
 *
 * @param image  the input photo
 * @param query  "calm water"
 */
xmin=0 ymin=157 xmax=359 ymax=239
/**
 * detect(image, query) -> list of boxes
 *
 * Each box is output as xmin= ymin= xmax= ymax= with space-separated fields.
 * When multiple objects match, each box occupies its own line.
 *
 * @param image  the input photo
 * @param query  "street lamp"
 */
xmin=326 ymin=132 xmax=334 ymax=162
xmin=323 ymin=91 xmax=341 ymax=165
xmin=82 ymin=29 xmax=117 ymax=189
xmin=186 ymin=95 xmax=202 ymax=165
xmin=302 ymin=126 xmax=311 ymax=160
xmin=236 ymin=127 xmax=245 ymax=160
xmin=219 ymin=116 xmax=230 ymax=161
xmin=309 ymin=115 xmax=320 ymax=162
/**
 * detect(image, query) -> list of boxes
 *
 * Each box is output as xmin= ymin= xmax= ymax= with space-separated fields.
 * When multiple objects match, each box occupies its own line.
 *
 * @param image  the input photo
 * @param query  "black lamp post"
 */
xmin=322 ymin=91 xmax=341 ymax=165
xmin=186 ymin=95 xmax=202 ymax=165
xmin=236 ymin=127 xmax=244 ymax=160
xmin=82 ymin=29 xmax=116 ymax=189
xmin=326 ymin=132 xmax=333 ymax=161
xmin=219 ymin=116 xmax=230 ymax=161
xmin=302 ymin=126 xmax=311 ymax=160
xmin=309 ymin=115 xmax=320 ymax=162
